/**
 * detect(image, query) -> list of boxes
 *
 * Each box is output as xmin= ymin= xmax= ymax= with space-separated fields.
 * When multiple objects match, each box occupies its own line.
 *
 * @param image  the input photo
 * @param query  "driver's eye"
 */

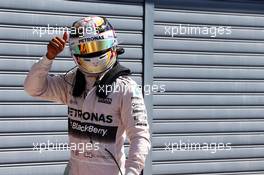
xmin=99 ymin=54 xmax=106 ymax=59
xmin=83 ymin=57 xmax=91 ymax=61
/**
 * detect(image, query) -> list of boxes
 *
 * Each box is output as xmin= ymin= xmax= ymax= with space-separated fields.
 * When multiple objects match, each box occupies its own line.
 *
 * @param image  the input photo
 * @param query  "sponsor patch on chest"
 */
xmin=68 ymin=118 xmax=118 ymax=143
xmin=68 ymin=107 xmax=113 ymax=123
xmin=98 ymin=97 xmax=112 ymax=104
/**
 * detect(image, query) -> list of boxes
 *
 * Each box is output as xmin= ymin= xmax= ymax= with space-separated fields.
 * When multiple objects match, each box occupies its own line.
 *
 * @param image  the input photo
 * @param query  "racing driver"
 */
xmin=24 ymin=16 xmax=150 ymax=175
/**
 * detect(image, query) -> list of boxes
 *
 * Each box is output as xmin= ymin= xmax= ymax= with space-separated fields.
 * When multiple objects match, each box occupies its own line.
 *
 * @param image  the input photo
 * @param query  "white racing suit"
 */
xmin=24 ymin=56 xmax=151 ymax=175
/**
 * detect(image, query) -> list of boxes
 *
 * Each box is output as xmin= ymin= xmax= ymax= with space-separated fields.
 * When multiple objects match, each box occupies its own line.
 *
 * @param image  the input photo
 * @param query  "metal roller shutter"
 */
xmin=153 ymin=0 xmax=264 ymax=175
xmin=0 ymin=0 xmax=143 ymax=174
xmin=2 ymin=0 xmax=264 ymax=174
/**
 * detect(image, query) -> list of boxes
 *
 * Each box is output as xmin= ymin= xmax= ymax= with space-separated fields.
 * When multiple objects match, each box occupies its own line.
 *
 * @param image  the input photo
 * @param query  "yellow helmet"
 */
xmin=69 ymin=16 xmax=118 ymax=74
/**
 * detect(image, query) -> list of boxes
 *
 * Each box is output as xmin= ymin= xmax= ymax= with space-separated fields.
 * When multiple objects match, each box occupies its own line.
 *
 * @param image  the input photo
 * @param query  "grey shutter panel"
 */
xmin=0 ymin=0 xmax=143 ymax=174
xmin=153 ymin=0 xmax=264 ymax=175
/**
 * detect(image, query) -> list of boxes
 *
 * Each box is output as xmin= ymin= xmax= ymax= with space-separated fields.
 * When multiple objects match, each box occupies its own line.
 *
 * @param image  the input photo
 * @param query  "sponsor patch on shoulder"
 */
xmin=131 ymin=96 xmax=148 ymax=127
xmin=131 ymin=85 xmax=142 ymax=98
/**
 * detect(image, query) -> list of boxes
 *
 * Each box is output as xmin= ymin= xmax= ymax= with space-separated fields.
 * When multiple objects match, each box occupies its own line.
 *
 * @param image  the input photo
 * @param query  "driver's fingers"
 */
xmin=50 ymin=41 xmax=60 ymax=50
xmin=51 ymin=38 xmax=63 ymax=49
xmin=56 ymin=37 xmax=66 ymax=47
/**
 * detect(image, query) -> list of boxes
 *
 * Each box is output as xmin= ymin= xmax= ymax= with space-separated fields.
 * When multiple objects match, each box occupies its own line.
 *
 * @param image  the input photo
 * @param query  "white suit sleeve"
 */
xmin=24 ymin=56 xmax=68 ymax=104
xmin=120 ymin=80 xmax=151 ymax=175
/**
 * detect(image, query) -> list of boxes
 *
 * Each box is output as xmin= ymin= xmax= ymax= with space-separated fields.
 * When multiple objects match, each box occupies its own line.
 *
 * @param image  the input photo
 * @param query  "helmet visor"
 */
xmin=74 ymin=49 xmax=116 ymax=74
xmin=71 ymin=38 xmax=116 ymax=55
